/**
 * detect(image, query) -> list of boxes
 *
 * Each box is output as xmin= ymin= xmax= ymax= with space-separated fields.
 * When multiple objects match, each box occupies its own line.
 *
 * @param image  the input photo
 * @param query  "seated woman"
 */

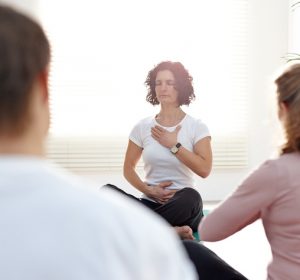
xmin=188 ymin=63 xmax=300 ymax=280
xmin=104 ymin=61 xmax=212 ymax=240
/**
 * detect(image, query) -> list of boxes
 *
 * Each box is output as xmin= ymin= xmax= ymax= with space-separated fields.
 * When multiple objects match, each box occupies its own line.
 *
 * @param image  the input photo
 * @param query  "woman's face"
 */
xmin=155 ymin=70 xmax=179 ymax=106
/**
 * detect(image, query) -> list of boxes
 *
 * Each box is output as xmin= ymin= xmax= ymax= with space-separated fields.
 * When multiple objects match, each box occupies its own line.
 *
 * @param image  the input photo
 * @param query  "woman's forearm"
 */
xmin=175 ymin=146 xmax=212 ymax=178
xmin=123 ymin=165 xmax=151 ymax=196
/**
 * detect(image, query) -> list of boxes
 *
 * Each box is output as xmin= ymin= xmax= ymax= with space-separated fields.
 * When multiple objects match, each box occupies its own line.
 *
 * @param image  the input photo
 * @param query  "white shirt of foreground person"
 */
xmin=0 ymin=156 xmax=197 ymax=280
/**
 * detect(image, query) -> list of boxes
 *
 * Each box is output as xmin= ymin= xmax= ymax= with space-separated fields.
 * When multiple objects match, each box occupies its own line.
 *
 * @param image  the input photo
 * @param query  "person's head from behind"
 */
xmin=0 ymin=5 xmax=50 ymax=148
xmin=145 ymin=61 xmax=195 ymax=107
xmin=275 ymin=63 xmax=300 ymax=154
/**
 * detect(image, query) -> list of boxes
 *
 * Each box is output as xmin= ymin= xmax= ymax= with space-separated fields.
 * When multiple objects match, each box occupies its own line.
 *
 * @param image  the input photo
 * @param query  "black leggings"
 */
xmin=102 ymin=183 xmax=203 ymax=232
xmin=182 ymin=241 xmax=248 ymax=280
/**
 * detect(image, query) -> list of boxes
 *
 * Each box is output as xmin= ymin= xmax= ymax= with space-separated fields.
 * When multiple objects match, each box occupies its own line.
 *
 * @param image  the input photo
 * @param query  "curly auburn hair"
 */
xmin=145 ymin=61 xmax=195 ymax=106
xmin=275 ymin=63 xmax=300 ymax=154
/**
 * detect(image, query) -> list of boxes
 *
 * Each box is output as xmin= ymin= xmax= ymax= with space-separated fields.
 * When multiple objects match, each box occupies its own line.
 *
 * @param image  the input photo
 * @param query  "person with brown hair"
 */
xmin=104 ymin=61 xmax=212 ymax=240
xmin=0 ymin=5 xmax=197 ymax=280
xmin=193 ymin=63 xmax=300 ymax=279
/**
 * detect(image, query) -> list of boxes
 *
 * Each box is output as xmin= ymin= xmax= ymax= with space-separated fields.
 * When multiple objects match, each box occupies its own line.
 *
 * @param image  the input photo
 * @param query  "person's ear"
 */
xmin=38 ymin=66 xmax=49 ymax=103
xmin=278 ymin=101 xmax=288 ymax=120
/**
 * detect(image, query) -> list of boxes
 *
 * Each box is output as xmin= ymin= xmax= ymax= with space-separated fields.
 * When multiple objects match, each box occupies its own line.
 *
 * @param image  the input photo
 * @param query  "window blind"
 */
xmin=39 ymin=0 xmax=249 ymax=173
xmin=46 ymin=136 xmax=248 ymax=172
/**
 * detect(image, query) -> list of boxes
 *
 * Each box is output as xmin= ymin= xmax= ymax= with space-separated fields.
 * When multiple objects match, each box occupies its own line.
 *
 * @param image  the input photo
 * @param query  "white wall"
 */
xmin=2 ymin=0 xmax=289 ymax=201
xmin=83 ymin=0 xmax=289 ymax=201
xmin=204 ymin=0 xmax=289 ymax=201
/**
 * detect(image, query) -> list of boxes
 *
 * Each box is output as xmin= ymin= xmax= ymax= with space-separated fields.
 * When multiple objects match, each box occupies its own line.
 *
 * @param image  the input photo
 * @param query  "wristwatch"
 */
xmin=170 ymin=143 xmax=182 ymax=154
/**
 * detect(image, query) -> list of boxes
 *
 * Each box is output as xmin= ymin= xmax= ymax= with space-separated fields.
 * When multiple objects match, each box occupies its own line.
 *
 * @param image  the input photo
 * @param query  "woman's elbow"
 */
xmin=198 ymin=221 xmax=222 ymax=242
xmin=195 ymin=156 xmax=212 ymax=178
xmin=197 ymin=166 xmax=212 ymax=178
xmin=201 ymin=172 xmax=210 ymax=178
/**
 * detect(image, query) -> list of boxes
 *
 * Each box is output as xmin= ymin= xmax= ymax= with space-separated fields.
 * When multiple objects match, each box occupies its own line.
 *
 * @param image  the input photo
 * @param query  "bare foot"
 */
xmin=174 ymin=225 xmax=195 ymax=240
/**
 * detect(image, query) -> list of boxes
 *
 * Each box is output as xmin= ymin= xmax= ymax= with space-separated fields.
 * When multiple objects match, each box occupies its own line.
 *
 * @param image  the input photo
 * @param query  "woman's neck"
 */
xmin=155 ymin=107 xmax=186 ymax=127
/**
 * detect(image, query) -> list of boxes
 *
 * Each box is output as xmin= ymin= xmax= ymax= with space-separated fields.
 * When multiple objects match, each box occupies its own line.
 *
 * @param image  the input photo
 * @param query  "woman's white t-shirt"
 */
xmin=130 ymin=114 xmax=210 ymax=198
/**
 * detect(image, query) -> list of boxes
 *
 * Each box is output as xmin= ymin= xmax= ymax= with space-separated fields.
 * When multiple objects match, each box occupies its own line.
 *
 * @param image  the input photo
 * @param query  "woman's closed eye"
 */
xmin=155 ymin=80 xmax=175 ymax=86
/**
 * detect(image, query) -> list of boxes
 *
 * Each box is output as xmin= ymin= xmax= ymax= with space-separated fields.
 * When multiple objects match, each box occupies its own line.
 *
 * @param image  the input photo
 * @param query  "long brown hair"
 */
xmin=275 ymin=63 xmax=300 ymax=154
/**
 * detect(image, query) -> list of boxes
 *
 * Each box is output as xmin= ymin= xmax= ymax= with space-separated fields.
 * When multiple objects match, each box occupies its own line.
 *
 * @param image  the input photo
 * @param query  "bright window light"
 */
xmin=38 ymin=0 xmax=248 ymax=137
xmin=37 ymin=0 xmax=249 ymax=171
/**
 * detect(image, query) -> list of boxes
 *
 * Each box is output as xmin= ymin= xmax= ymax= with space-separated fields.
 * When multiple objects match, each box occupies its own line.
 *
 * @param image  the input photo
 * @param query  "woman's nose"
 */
xmin=160 ymin=82 xmax=167 ymax=90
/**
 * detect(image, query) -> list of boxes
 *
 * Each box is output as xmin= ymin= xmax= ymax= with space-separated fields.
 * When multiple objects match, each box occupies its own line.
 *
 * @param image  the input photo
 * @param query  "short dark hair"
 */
xmin=145 ymin=61 xmax=195 ymax=106
xmin=0 ymin=5 xmax=50 ymax=135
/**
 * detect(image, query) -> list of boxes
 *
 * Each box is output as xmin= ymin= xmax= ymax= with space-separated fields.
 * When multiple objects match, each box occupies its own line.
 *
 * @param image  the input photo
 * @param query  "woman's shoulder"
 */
xmin=245 ymin=153 xmax=300 ymax=187
xmin=130 ymin=116 xmax=155 ymax=138
xmin=184 ymin=114 xmax=208 ymax=126
xmin=264 ymin=152 xmax=300 ymax=168
xmin=184 ymin=114 xmax=210 ymax=135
